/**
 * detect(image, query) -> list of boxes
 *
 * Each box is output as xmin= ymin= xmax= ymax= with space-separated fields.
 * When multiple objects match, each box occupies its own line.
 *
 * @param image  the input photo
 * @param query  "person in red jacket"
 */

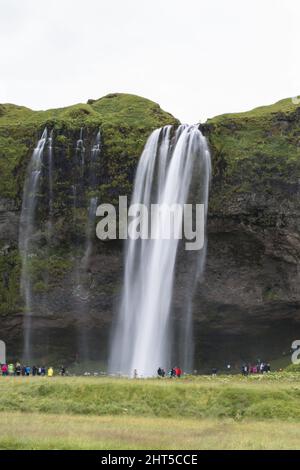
xmin=1 ymin=364 xmax=8 ymax=376
xmin=175 ymin=367 xmax=182 ymax=378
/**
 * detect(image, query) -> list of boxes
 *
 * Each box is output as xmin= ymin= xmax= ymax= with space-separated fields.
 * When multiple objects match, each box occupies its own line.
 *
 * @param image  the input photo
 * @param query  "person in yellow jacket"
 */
xmin=47 ymin=367 xmax=54 ymax=377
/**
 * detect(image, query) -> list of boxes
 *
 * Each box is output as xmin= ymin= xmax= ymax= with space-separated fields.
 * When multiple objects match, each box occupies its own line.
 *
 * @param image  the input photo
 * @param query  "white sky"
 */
xmin=0 ymin=0 xmax=299 ymax=123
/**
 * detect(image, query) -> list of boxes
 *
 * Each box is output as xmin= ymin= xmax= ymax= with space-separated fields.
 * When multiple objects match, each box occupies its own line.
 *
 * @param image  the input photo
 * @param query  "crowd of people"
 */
xmin=210 ymin=361 xmax=272 ymax=376
xmin=0 ymin=363 xmax=66 ymax=377
xmin=241 ymin=362 xmax=271 ymax=375
xmin=157 ymin=367 xmax=182 ymax=378
xmin=0 ymin=362 xmax=272 ymax=378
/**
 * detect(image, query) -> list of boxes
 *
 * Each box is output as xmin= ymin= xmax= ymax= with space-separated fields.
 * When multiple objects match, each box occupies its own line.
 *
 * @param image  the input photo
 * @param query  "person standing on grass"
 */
xmin=1 ymin=363 xmax=8 ymax=376
xmin=158 ymin=368 xmax=166 ymax=377
xmin=47 ymin=367 xmax=54 ymax=377
xmin=8 ymin=363 xmax=14 ymax=376
xmin=15 ymin=362 xmax=21 ymax=376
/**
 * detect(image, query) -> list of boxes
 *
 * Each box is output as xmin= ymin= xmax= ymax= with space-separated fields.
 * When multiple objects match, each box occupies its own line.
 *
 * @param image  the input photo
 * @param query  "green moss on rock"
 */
xmin=202 ymin=97 xmax=300 ymax=215
xmin=0 ymin=93 xmax=179 ymax=203
xmin=0 ymin=93 xmax=179 ymax=318
xmin=0 ymin=248 xmax=21 ymax=315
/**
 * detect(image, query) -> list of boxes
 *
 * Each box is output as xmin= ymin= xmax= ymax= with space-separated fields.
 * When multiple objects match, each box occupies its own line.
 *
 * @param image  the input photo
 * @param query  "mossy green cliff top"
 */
xmin=202 ymin=97 xmax=300 ymax=216
xmin=0 ymin=93 xmax=178 ymax=202
xmin=0 ymin=93 xmax=176 ymax=130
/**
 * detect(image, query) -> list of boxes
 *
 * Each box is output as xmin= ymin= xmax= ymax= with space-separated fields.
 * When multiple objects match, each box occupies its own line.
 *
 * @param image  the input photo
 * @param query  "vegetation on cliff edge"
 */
xmin=204 ymin=97 xmax=300 ymax=214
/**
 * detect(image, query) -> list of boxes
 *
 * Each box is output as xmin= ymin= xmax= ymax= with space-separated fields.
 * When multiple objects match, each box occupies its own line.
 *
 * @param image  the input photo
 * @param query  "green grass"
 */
xmin=1 ymin=374 xmax=300 ymax=420
xmin=208 ymin=96 xmax=299 ymax=121
xmin=1 ymin=374 xmax=300 ymax=449
xmin=0 ymin=93 xmax=177 ymax=130
xmin=2 ymin=412 xmax=300 ymax=450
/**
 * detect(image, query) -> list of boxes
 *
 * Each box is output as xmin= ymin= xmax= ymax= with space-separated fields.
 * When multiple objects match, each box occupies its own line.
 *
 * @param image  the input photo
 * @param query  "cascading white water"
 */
xmin=19 ymin=128 xmax=48 ymax=360
xmin=47 ymin=129 xmax=54 ymax=241
xmin=73 ymin=130 xmax=101 ymax=303
xmin=73 ymin=130 xmax=101 ymax=361
xmin=90 ymin=131 xmax=101 ymax=182
xmin=77 ymin=127 xmax=85 ymax=176
xmin=82 ymin=131 xmax=101 ymax=270
xmin=109 ymin=124 xmax=211 ymax=377
xmin=73 ymin=128 xmax=86 ymax=299
xmin=72 ymin=128 xmax=85 ymax=226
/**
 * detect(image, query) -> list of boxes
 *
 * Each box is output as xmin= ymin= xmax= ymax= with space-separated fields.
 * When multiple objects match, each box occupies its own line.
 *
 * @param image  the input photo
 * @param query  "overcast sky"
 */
xmin=0 ymin=0 xmax=299 ymax=123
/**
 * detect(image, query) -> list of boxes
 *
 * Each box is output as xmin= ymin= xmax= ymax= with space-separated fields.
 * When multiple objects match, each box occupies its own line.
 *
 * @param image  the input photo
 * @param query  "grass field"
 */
xmin=1 ymin=373 xmax=300 ymax=449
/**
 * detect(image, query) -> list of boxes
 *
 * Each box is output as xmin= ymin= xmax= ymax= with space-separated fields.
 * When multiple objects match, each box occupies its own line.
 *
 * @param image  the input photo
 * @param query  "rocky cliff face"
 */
xmin=0 ymin=94 xmax=300 ymax=369
xmin=198 ymin=98 xmax=300 ymax=368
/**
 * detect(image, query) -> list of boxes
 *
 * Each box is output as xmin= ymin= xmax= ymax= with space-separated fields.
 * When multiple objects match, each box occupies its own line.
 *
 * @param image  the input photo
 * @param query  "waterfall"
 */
xmin=73 ymin=130 xmax=101 ymax=361
xmin=83 ymin=131 xmax=101 ymax=271
xmin=77 ymin=127 xmax=85 ymax=177
xmin=73 ymin=128 xmax=85 ymax=225
xmin=73 ymin=130 xmax=101 ymax=301
xmin=72 ymin=129 xmax=85 ymax=300
xmin=19 ymin=128 xmax=48 ymax=361
xmin=90 ymin=131 xmax=101 ymax=187
xmin=109 ymin=124 xmax=211 ymax=377
xmin=47 ymin=129 xmax=54 ymax=241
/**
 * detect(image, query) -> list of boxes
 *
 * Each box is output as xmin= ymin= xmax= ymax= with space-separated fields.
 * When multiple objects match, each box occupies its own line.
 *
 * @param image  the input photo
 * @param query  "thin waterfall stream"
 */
xmin=19 ymin=128 xmax=48 ymax=361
